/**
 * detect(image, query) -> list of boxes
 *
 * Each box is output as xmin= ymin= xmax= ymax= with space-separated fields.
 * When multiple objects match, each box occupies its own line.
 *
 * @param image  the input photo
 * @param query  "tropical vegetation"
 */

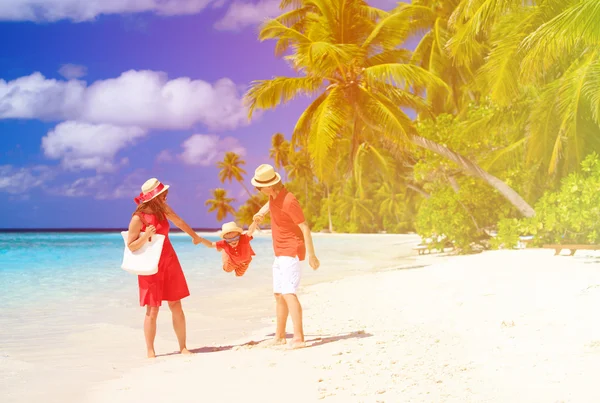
xmin=205 ymin=0 xmax=600 ymax=252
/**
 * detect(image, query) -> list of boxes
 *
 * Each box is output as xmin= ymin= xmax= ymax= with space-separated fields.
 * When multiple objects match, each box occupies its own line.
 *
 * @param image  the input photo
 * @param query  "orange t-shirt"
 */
xmin=269 ymin=188 xmax=306 ymax=261
xmin=216 ymin=234 xmax=255 ymax=264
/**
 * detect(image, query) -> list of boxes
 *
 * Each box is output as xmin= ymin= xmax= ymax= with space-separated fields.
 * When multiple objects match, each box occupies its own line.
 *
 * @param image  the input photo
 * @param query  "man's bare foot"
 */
xmin=147 ymin=349 xmax=156 ymax=358
xmin=289 ymin=339 xmax=306 ymax=349
xmin=181 ymin=348 xmax=192 ymax=355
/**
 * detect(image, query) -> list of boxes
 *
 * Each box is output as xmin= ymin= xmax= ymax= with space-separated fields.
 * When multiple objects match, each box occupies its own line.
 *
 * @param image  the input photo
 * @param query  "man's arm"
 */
xmin=253 ymin=201 xmax=270 ymax=224
xmin=246 ymin=220 xmax=259 ymax=237
xmin=298 ymin=221 xmax=320 ymax=270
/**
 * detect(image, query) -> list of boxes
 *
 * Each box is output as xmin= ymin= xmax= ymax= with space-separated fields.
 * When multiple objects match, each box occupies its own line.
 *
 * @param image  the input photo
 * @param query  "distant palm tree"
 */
xmin=286 ymin=148 xmax=314 ymax=203
xmin=269 ymin=133 xmax=291 ymax=179
xmin=217 ymin=152 xmax=253 ymax=199
xmin=205 ymin=188 xmax=235 ymax=221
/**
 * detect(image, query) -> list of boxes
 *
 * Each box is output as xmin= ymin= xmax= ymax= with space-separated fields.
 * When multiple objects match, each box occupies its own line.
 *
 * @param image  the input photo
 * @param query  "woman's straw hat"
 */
xmin=220 ymin=221 xmax=243 ymax=238
xmin=251 ymin=164 xmax=282 ymax=187
xmin=134 ymin=178 xmax=170 ymax=205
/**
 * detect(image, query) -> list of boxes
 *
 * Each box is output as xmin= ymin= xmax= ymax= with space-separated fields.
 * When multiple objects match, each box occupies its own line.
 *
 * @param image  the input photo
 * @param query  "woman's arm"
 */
xmin=126 ymin=216 xmax=155 ymax=252
xmin=164 ymin=204 xmax=210 ymax=246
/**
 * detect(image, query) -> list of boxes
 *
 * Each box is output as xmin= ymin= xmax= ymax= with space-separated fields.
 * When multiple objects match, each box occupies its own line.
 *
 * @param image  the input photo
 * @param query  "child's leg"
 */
xmin=222 ymin=251 xmax=234 ymax=273
xmin=234 ymin=261 xmax=250 ymax=277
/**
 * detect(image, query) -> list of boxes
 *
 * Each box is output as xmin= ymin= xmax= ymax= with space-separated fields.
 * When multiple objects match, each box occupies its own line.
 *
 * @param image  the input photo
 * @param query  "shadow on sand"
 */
xmin=157 ymin=330 xmax=373 ymax=357
xmin=305 ymin=330 xmax=373 ymax=348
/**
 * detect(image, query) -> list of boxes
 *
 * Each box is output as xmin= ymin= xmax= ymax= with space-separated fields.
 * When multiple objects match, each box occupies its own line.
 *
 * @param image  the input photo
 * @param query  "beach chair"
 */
xmin=543 ymin=244 xmax=600 ymax=256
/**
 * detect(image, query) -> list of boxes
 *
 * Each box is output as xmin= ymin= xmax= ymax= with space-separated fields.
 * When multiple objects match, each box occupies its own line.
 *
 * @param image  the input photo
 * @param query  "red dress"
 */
xmin=136 ymin=212 xmax=190 ymax=307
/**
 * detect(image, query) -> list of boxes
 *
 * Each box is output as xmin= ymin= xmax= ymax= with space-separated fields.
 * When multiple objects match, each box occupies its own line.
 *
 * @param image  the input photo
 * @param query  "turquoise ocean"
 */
xmin=0 ymin=231 xmax=420 ymax=403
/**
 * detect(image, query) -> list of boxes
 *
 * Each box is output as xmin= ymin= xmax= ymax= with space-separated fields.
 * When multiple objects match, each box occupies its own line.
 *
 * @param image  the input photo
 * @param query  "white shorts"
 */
xmin=272 ymin=256 xmax=302 ymax=294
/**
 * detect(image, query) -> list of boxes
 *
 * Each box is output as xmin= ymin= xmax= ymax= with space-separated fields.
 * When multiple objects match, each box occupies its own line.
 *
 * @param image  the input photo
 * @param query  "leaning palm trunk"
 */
xmin=411 ymin=135 xmax=535 ymax=218
xmin=325 ymin=184 xmax=334 ymax=233
xmin=239 ymin=180 xmax=262 ymax=208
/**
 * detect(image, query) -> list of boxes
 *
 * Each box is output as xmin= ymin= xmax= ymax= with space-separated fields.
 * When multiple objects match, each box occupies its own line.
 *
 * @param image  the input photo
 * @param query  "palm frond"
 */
xmin=365 ymin=49 xmax=412 ymax=67
xmin=583 ymin=53 xmax=600 ymax=125
xmin=295 ymin=42 xmax=364 ymax=75
xmin=244 ymin=76 xmax=323 ymax=119
xmin=447 ymin=0 xmax=523 ymax=66
xmin=362 ymin=10 xmax=412 ymax=50
xmin=292 ymin=91 xmax=329 ymax=146
xmin=355 ymin=86 xmax=413 ymax=145
xmin=476 ymin=26 xmax=524 ymax=105
xmin=521 ymin=0 xmax=600 ymax=75
xmin=258 ymin=19 xmax=312 ymax=44
xmin=306 ymin=86 xmax=352 ymax=177
xmin=364 ymin=63 xmax=450 ymax=94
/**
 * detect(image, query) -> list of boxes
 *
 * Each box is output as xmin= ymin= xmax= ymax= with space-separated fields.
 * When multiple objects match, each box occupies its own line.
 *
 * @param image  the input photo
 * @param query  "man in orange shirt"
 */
xmin=252 ymin=164 xmax=320 ymax=349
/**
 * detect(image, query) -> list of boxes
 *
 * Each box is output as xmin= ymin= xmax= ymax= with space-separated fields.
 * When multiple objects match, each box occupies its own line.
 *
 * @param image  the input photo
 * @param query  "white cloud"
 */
xmin=58 ymin=63 xmax=87 ymax=79
xmin=0 ymin=165 xmax=54 ymax=194
xmin=214 ymin=0 xmax=281 ymax=31
xmin=0 ymin=70 xmax=250 ymax=131
xmin=42 ymin=121 xmax=147 ymax=172
xmin=0 ymin=0 xmax=215 ymax=22
xmin=156 ymin=149 xmax=174 ymax=163
xmin=0 ymin=72 xmax=86 ymax=120
xmin=53 ymin=175 xmax=106 ymax=197
xmin=179 ymin=134 xmax=246 ymax=166
xmin=51 ymin=170 xmax=147 ymax=199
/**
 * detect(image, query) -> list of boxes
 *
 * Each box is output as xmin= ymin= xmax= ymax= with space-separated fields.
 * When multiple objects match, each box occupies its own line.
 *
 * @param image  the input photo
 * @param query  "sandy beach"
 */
xmin=1 ymin=233 xmax=424 ymax=403
xmin=78 ymin=246 xmax=600 ymax=403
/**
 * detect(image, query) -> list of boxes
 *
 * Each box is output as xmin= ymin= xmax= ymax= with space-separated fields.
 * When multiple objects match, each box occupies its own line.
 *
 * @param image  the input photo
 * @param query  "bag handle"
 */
xmin=134 ymin=212 xmax=152 ymax=241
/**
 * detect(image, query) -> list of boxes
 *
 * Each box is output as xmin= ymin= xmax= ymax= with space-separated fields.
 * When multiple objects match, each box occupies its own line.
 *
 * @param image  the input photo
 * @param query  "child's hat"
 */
xmin=220 ymin=221 xmax=243 ymax=238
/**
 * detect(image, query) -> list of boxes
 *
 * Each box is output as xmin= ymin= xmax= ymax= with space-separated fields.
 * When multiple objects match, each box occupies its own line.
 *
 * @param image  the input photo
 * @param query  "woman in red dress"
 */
xmin=126 ymin=178 xmax=208 ymax=358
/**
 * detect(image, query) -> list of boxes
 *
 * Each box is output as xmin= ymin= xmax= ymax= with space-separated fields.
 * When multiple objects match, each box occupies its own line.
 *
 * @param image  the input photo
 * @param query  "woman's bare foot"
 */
xmin=181 ymin=348 xmax=192 ymax=355
xmin=289 ymin=339 xmax=306 ymax=349
xmin=147 ymin=349 xmax=156 ymax=358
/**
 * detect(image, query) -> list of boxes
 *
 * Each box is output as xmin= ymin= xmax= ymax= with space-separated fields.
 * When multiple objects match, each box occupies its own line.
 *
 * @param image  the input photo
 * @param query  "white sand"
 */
xmin=83 ymin=248 xmax=600 ymax=403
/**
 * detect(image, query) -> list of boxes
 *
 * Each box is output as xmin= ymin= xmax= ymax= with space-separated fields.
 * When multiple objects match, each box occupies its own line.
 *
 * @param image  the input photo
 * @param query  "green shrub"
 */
xmin=494 ymin=153 xmax=600 ymax=247
xmin=416 ymin=178 xmax=510 ymax=252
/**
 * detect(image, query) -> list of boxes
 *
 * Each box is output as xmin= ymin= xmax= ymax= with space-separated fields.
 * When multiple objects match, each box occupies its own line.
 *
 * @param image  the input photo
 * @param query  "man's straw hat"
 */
xmin=134 ymin=178 xmax=170 ymax=205
xmin=220 ymin=221 xmax=243 ymax=238
xmin=251 ymin=164 xmax=282 ymax=187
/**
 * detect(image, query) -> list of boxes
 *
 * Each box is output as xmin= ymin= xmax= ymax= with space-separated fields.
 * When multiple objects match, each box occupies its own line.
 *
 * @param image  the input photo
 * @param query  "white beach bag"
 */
xmin=120 ymin=231 xmax=165 ymax=275
xmin=120 ymin=214 xmax=165 ymax=275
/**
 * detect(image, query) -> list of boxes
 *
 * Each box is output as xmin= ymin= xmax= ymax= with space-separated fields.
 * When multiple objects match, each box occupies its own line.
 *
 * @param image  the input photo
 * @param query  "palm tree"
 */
xmin=286 ymin=147 xmax=314 ymax=203
xmin=205 ymin=188 xmax=236 ymax=221
xmin=243 ymin=0 xmax=535 ymax=217
xmin=216 ymin=152 xmax=263 ymax=208
xmin=270 ymin=133 xmax=291 ymax=178
xmin=338 ymin=178 xmax=375 ymax=232
xmin=217 ymin=152 xmax=253 ymax=199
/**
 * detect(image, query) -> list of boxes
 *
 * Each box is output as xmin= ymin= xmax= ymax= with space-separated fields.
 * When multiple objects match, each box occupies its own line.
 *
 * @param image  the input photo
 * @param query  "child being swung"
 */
xmin=196 ymin=221 xmax=260 ymax=276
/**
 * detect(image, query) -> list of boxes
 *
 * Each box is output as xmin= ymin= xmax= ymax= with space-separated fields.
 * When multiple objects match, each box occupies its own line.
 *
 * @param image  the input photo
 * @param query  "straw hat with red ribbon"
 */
xmin=134 ymin=178 xmax=170 ymax=205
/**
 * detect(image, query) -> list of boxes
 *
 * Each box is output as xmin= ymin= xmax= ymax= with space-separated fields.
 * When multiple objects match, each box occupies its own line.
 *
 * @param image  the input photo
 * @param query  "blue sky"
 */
xmin=0 ymin=0 xmax=399 ymax=229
